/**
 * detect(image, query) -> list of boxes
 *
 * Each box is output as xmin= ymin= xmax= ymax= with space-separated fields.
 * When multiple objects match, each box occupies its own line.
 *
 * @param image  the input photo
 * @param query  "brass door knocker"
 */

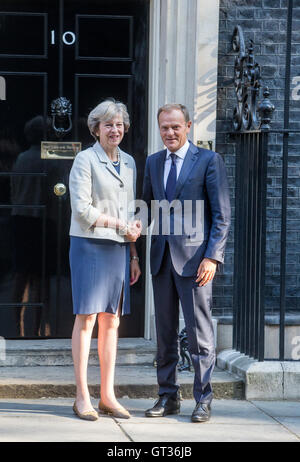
xmin=51 ymin=97 xmax=73 ymax=139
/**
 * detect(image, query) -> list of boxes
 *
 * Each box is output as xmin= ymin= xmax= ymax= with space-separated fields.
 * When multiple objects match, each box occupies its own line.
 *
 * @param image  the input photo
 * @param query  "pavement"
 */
xmin=0 ymin=397 xmax=300 ymax=443
xmin=0 ymin=339 xmax=299 ymax=444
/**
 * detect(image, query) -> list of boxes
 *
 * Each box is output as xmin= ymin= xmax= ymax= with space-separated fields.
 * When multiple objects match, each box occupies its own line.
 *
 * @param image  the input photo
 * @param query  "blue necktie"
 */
xmin=165 ymin=153 xmax=177 ymax=202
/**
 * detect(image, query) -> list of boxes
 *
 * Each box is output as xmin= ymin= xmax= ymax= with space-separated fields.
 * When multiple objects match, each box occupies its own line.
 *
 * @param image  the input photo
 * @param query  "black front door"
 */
xmin=0 ymin=0 xmax=148 ymax=338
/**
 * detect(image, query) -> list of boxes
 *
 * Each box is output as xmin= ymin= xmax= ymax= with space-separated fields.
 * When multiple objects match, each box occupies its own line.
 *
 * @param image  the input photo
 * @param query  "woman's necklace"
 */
xmin=111 ymin=148 xmax=120 ymax=166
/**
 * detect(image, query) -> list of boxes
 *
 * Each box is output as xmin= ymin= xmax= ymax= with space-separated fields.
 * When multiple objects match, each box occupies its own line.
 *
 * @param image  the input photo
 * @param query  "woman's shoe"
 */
xmin=98 ymin=401 xmax=131 ymax=419
xmin=72 ymin=402 xmax=99 ymax=421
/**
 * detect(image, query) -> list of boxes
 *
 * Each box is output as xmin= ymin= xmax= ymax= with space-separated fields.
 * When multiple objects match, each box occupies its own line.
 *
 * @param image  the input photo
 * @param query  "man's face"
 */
xmin=158 ymin=109 xmax=192 ymax=152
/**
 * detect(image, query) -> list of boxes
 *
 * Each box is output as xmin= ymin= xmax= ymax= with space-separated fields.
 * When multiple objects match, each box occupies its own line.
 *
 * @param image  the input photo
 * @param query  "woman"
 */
xmin=69 ymin=99 xmax=141 ymax=421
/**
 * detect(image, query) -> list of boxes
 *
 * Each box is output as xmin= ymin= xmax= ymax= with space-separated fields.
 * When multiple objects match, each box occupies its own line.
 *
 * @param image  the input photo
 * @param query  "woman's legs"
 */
xmin=97 ymin=284 xmax=126 ymax=409
xmin=72 ymin=313 xmax=97 ymax=412
xmin=97 ymin=309 xmax=122 ymax=408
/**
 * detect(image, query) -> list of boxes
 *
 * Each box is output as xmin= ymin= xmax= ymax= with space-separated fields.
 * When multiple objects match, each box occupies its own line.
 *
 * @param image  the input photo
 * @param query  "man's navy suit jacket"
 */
xmin=142 ymin=141 xmax=231 ymax=277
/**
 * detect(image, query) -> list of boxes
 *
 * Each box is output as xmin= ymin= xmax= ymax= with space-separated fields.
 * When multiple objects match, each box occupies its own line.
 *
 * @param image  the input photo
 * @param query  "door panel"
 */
xmin=74 ymin=74 xmax=133 ymax=148
xmin=76 ymin=15 xmax=133 ymax=60
xmin=0 ymin=12 xmax=48 ymax=57
xmin=0 ymin=0 xmax=148 ymax=339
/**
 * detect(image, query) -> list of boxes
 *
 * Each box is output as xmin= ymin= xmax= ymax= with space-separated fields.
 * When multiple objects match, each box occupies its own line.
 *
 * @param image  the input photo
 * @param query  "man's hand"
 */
xmin=195 ymin=258 xmax=217 ymax=286
xmin=125 ymin=220 xmax=142 ymax=242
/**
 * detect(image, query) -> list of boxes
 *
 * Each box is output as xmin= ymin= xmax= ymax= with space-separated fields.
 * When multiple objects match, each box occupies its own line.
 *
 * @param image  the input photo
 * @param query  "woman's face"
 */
xmin=96 ymin=113 xmax=125 ymax=151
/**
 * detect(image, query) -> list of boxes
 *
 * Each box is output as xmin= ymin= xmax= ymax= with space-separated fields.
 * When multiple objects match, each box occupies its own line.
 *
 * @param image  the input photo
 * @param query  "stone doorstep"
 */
xmin=0 ymin=339 xmax=245 ymax=399
xmin=0 ymin=338 xmax=157 ymax=367
xmin=217 ymin=349 xmax=300 ymax=400
xmin=0 ymin=364 xmax=244 ymax=400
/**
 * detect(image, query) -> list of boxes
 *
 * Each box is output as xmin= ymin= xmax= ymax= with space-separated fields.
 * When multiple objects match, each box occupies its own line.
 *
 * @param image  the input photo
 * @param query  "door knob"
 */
xmin=54 ymin=183 xmax=67 ymax=196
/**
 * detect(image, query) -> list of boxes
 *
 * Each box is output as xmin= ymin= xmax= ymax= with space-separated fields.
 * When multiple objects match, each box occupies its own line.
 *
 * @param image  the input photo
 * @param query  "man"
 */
xmin=142 ymin=104 xmax=231 ymax=422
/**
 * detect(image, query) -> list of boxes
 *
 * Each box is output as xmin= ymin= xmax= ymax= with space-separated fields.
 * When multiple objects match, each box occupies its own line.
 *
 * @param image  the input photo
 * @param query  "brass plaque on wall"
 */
xmin=41 ymin=141 xmax=82 ymax=159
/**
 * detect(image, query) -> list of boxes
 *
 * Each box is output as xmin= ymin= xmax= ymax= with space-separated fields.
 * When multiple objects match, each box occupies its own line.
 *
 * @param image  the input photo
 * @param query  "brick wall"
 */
xmin=214 ymin=0 xmax=300 ymax=317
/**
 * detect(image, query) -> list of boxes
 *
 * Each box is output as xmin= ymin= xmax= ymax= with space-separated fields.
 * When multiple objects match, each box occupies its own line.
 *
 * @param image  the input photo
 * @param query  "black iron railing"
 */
xmin=232 ymin=129 xmax=268 ymax=361
xmin=230 ymin=0 xmax=299 ymax=362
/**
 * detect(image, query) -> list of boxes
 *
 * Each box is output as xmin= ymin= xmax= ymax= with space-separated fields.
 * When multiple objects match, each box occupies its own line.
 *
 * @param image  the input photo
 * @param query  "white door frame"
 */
xmin=144 ymin=0 xmax=220 ymax=339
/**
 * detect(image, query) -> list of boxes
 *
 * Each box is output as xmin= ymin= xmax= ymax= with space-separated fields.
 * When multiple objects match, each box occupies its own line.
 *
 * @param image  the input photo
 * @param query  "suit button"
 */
xmin=120 ymin=184 xmax=124 ymax=188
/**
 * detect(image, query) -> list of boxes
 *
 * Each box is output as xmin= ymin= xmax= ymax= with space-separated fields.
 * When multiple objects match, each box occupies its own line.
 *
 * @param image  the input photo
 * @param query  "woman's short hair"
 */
xmin=157 ymin=103 xmax=191 ymax=124
xmin=87 ymin=99 xmax=130 ymax=140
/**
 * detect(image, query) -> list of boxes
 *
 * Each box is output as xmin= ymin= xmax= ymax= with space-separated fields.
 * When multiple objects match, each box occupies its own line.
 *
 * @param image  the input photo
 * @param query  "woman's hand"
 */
xmin=130 ymin=258 xmax=141 ymax=285
xmin=125 ymin=220 xmax=142 ymax=242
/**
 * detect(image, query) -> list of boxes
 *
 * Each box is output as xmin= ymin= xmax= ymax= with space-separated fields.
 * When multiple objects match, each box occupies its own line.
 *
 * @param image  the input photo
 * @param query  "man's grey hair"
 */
xmin=87 ymin=99 xmax=130 ymax=140
xmin=157 ymin=103 xmax=191 ymax=124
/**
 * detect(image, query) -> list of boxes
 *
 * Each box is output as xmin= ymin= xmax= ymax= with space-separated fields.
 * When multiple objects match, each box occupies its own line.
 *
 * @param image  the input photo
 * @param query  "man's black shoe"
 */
xmin=191 ymin=403 xmax=211 ymax=423
xmin=145 ymin=395 xmax=180 ymax=417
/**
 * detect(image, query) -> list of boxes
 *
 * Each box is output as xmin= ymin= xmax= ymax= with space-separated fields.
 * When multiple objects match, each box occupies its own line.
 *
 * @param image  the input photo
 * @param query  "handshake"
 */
xmin=118 ymin=220 xmax=142 ymax=242
xmin=93 ymin=215 xmax=142 ymax=242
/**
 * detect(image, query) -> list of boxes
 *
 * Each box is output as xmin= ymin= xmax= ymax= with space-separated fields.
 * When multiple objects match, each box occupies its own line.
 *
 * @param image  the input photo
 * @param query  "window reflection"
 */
xmin=10 ymin=116 xmax=48 ymax=336
xmin=0 ymin=136 xmax=20 ymax=337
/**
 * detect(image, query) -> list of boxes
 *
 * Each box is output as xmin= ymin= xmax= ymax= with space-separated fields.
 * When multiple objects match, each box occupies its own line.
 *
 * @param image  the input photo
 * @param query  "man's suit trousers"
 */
xmin=152 ymin=243 xmax=216 ymax=404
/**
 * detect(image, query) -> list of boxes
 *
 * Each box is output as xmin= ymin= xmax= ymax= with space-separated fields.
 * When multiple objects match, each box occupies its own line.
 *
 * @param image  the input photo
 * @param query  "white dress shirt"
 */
xmin=163 ymin=139 xmax=190 ymax=189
